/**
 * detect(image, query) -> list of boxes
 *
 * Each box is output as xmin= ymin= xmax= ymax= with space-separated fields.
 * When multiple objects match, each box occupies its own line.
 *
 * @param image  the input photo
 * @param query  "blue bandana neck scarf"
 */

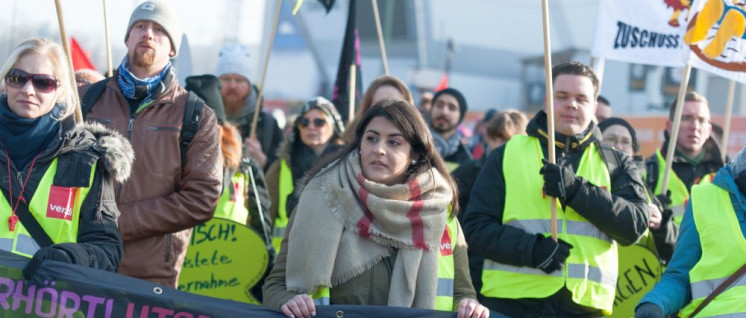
xmin=117 ymin=57 xmax=173 ymax=109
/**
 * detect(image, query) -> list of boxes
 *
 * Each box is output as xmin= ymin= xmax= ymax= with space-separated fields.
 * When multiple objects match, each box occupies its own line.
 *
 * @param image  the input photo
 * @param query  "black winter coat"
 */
xmin=462 ymin=111 xmax=649 ymax=317
xmin=0 ymin=117 xmax=132 ymax=273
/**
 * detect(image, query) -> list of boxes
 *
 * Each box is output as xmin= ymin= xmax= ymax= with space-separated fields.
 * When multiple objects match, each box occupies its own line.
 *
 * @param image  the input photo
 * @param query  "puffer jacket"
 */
xmin=79 ymin=74 xmax=222 ymax=287
xmin=462 ymin=111 xmax=649 ymax=316
xmin=0 ymin=115 xmax=134 ymax=272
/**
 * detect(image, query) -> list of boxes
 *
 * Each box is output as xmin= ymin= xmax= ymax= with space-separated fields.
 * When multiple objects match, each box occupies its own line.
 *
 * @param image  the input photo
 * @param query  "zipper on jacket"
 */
xmin=116 ymin=116 xmax=137 ymax=201
xmin=165 ymin=234 xmax=172 ymax=262
xmin=147 ymin=126 xmax=179 ymax=132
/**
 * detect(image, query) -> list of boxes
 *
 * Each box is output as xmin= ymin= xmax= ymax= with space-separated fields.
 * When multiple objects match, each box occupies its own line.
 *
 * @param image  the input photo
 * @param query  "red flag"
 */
xmin=435 ymin=73 xmax=449 ymax=92
xmin=70 ymin=37 xmax=96 ymax=71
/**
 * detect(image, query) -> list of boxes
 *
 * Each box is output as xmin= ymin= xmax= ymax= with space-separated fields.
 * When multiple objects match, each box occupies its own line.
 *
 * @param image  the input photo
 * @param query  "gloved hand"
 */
xmin=540 ymin=159 xmax=580 ymax=205
xmin=655 ymin=190 xmax=672 ymax=210
xmin=531 ymin=235 xmax=572 ymax=274
xmin=23 ymin=247 xmax=72 ymax=280
xmin=634 ymin=303 xmax=664 ymax=318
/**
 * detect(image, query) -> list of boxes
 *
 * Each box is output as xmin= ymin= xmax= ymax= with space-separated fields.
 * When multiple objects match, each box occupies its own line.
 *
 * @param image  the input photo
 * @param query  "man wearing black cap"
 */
xmin=429 ymin=88 xmax=472 ymax=170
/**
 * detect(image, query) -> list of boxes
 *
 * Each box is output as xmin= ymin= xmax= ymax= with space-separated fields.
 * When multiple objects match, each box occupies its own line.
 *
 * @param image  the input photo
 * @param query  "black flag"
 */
xmin=331 ymin=0 xmax=362 ymax=123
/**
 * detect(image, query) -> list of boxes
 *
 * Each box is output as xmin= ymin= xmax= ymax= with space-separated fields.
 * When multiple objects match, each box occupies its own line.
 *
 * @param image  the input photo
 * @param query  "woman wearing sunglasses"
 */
xmin=265 ymin=97 xmax=345 ymax=253
xmin=263 ymin=99 xmax=488 ymax=318
xmin=0 ymin=38 xmax=133 ymax=279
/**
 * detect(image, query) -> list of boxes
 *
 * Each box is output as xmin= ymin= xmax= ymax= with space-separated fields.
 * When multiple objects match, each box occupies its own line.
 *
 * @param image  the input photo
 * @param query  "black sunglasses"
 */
xmin=4 ymin=69 xmax=59 ymax=93
xmin=297 ymin=117 xmax=327 ymax=128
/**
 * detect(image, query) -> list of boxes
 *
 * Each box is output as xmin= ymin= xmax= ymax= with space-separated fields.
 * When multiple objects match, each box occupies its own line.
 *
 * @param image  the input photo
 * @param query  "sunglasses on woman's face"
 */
xmin=4 ymin=69 xmax=59 ymax=93
xmin=298 ymin=117 xmax=327 ymax=128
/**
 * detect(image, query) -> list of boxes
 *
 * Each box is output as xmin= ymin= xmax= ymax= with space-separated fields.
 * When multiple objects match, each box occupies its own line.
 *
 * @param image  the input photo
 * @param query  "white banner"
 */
xmin=591 ymin=0 xmax=689 ymax=67
xmin=686 ymin=0 xmax=746 ymax=84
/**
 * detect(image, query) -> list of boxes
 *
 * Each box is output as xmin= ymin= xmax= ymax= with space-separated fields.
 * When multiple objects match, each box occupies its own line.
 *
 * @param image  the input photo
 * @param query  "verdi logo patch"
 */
xmin=440 ymin=224 xmax=452 ymax=256
xmin=47 ymin=186 xmax=76 ymax=221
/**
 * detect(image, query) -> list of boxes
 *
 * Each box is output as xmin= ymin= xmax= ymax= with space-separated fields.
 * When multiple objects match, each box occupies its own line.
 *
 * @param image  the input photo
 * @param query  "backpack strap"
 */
xmin=180 ymin=92 xmax=204 ymax=167
xmin=262 ymin=112 xmax=273 ymax=153
xmin=80 ymin=79 xmax=109 ymax=119
xmin=596 ymin=141 xmax=621 ymax=180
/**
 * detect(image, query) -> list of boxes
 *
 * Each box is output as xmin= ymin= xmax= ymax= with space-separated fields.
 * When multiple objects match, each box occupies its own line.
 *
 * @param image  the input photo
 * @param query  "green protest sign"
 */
xmin=178 ymin=218 xmax=269 ymax=304
xmin=610 ymin=243 xmax=662 ymax=317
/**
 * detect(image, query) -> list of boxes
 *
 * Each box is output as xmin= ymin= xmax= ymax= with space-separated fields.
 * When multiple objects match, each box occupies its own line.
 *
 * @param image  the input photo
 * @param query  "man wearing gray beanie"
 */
xmin=215 ymin=43 xmax=283 ymax=171
xmin=78 ymin=0 xmax=222 ymax=288
xmin=428 ymin=88 xmax=472 ymax=170
xmin=637 ymin=146 xmax=746 ymax=317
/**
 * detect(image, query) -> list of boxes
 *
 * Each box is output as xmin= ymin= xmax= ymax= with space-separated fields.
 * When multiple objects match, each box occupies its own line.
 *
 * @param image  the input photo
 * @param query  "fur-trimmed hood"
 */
xmin=79 ymin=122 xmax=135 ymax=183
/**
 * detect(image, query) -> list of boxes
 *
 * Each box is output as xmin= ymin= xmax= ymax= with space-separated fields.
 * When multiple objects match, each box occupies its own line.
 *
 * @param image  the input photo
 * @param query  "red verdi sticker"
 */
xmin=47 ymin=186 xmax=76 ymax=221
xmin=440 ymin=224 xmax=453 ymax=256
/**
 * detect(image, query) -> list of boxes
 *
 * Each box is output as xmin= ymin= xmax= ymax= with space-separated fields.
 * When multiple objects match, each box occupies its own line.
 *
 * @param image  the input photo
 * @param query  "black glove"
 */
xmin=531 ymin=235 xmax=572 ymax=274
xmin=634 ymin=303 xmax=664 ymax=318
xmin=655 ymin=190 xmax=672 ymax=210
xmin=23 ymin=247 xmax=72 ymax=280
xmin=540 ymin=159 xmax=580 ymax=204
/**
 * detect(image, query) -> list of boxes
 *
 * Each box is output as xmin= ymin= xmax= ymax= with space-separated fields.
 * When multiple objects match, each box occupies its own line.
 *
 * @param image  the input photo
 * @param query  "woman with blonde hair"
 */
xmin=264 ymin=99 xmax=488 ymax=318
xmin=342 ymin=75 xmax=415 ymax=143
xmin=0 ymin=38 xmax=133 ymax=279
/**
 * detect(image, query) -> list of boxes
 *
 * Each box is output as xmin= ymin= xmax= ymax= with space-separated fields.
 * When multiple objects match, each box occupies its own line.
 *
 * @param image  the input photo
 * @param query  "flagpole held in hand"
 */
xmin=103 ymin=0 xmax=113 ymax=77
xmin=250 ymin=0 xmax=283 ymax=140
xmin=722 ymin=80 xmax=736 ymax=162
xmin=660 ymin=62 xmax=693 ymax=196
xmin=541 ymin=0 xmax=558 ymax=242
xmin=54 ymin=0 xmax=83 ymax=123
xmin=371 ymin=0 xmax=389 ymax=75
xmin=348 ymin=64 xmax=357 ymax=122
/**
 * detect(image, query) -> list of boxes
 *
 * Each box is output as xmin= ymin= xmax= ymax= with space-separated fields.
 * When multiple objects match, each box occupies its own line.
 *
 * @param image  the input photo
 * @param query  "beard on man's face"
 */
xmin=432 ymin=116 xmax=456 ymax=134
xmin=132 ymin=49 xmax=156 ymax=69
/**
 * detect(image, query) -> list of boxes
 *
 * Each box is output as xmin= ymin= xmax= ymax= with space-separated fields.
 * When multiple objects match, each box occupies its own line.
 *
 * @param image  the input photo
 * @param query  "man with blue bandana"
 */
xmin=79 ymin=0 xmax=222 ymax=288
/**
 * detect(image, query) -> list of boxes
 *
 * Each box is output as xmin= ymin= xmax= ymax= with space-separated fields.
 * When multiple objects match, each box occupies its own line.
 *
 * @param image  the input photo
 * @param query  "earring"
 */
xmin=411 ymin=159 xmax=417 ymax=165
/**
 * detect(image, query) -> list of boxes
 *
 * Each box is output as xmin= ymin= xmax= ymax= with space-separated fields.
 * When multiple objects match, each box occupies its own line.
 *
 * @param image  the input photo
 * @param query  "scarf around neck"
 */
xmin=286 ymin=152 xmax=452 ymax=308
xmin=0 ymin=95 xmax=60 ymax=169
xmin=117 ymin=57 xmax=173 ymax=110
xmin=431 ymin=126 xmax=463 ymax=159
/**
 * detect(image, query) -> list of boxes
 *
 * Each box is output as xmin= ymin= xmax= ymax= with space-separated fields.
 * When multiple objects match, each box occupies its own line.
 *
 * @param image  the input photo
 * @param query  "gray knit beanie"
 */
xmin=215 ymin=43 xmax=252 ymax=82
xmin=125 ymin=0 xmax=182 ymax=57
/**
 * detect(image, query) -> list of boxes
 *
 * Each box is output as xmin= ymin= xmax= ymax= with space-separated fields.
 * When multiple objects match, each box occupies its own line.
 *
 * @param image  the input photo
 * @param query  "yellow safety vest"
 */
xmin=444 ymin=162 xmax=460 ymax=172
xmin=653 ymin=150 xmax=716 ymax=225
xmin=0 ymin=158 xmax=95 ymax=257
xmin=435 ymin=215 xmax=458 ymax=311
xmin=311 ymin=214 xmax=459 ymax=310
xmin=213 ymin=171 xmax=249 ymax=225
xmin=272 ymin=159 xmax=293 ymax=252
xmin=481 ymin=135 xmax=617 ymax=313
xmin=680 ymin=182 xmax=746 ymax=317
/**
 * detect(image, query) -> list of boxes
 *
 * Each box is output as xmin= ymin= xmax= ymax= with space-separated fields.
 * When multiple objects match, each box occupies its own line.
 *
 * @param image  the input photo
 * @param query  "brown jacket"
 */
xmin=79 ymin=76 xmax=222 ymax=287
xmin=263 ymin=211 xmax=477 ymax=310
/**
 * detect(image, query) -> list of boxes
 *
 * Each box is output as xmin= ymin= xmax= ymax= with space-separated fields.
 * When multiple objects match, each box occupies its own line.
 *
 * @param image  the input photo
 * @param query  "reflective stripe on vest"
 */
xmin=481 ymin=135 xmax=617 ymax=313
xmin=312 ymin=287 xmax=330 ymax=306
xmin=0 ymin=158 xmax=95 ymax=258
xmin=681 ymin=182 xmax=746 ymax=317
xmin=272 ymin=159 xmax=294 ymax=252
xmin=213 ymin=171 xmax=249 ymax=225
xmin=434 ymin=214 xmax=458 ymax=311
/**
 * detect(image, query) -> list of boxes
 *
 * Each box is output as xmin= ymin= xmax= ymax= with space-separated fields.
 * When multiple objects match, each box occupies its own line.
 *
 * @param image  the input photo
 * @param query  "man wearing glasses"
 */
xmin=645 ymin=91 xmax=725 ymax=225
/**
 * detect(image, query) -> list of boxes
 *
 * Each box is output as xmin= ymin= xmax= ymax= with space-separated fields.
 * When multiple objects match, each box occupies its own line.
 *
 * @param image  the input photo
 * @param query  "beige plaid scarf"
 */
xmin=286 ymin=152 xmax=451 ymax=308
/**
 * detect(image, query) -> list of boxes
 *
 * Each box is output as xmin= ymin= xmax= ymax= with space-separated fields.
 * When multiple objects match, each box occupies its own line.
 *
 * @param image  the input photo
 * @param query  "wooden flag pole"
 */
xmin=590 ymin=56 xmax=606 ymax=93
xmin=348 ymin=64 xmax=357 ymax=122
xmin=103 ymin=0 xmax=113 ymax=77
xmin=660 ymin=62 xmax=693 ymax=195
xmin=249 ymin=0 xmax=283 ymax=139
xmin=54 ymin=0 xmax=83 ymax=123
xmin=541 ymin=0 xmax=558 ymax=242
xmin=721 ymin=80 xmax=736 ymax=163
xmin=371 ymin=0 xmax=389 ymax=75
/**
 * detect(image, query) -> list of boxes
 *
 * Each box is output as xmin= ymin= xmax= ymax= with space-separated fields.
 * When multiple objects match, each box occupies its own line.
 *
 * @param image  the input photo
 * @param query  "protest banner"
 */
xmin=177 ymin=218 xmax=269 ymax=304
xmin=0 ymin=251 xmax=456 ymax=317
xmin=591 ymin=0 xmax=688 ymax=67
xmin=610 ymin=236 xmax=662 ymax=317
xmin=685 ymin=0 xmax=746 ymax=84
